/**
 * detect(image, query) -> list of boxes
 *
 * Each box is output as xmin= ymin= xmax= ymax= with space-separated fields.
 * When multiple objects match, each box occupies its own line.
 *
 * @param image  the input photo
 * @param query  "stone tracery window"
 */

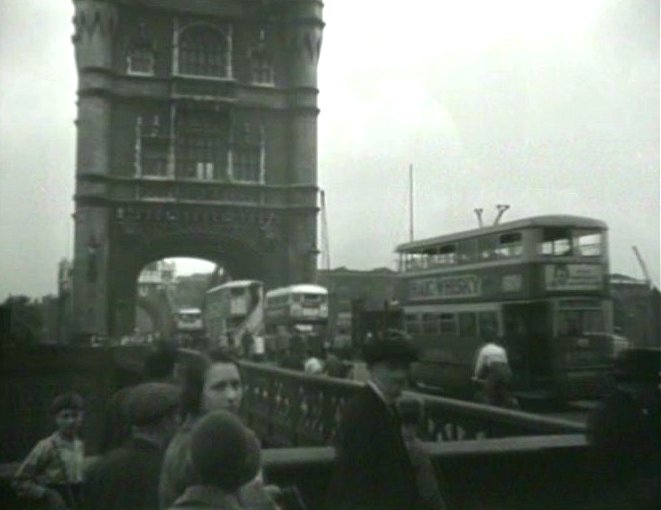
xmin=231 ymin=123 xmax=264 ymax=183
xmin=175 ymin=111 xmax=227 ymax=180
xmin=178 ymin=25 xmax=229 ymax=78
xmin=135 ymin=116 xmax=168 ymax=177
xmin=127 ymin=22 xmax=155 ymax=76
xmin=249 ymin=29 xmax=274 ymax=85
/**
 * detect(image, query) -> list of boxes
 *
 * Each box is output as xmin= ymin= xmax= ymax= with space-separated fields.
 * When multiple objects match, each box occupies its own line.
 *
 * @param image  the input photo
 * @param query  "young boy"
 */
xmin=13 ymin=392 xmax=85 ymax=509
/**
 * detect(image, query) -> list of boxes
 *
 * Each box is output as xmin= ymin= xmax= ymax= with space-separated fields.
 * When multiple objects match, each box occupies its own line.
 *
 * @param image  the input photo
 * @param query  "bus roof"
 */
xmin=265 ymin=284 xmax=328 ymax=298
xmin=178 ymin=308 xmax=201 ymax=314
xmin=397 ymin=215 xmax=608 ymax=253
xmin=206 ymin=279 xmax=263 ymax=294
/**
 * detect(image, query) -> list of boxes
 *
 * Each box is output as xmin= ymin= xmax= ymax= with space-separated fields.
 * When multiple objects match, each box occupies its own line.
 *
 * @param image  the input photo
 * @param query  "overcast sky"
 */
xmin=0 ymin=0 xmax=658 ymax=298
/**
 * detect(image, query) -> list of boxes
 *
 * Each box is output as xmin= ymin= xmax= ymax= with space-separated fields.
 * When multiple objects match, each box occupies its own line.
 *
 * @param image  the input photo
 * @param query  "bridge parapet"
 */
xmin=0 ymin=435 xmax=592 ymax=510
xmin=239 ymin=361 xmax=585 ymax=447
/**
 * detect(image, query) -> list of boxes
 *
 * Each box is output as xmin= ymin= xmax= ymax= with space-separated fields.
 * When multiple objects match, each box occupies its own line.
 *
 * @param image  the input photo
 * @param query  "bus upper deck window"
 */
xmin=540 ymin=228 xmax=572 ymax=256
xmin=496 ymin=232 xmax=522 ymax=258
xmin=478 ymin=236 xmax=497 ymax=260
xmin=575 ymin=231 xmax=602 ymax=257
xmin=438 ymin=244 xmax=457 ymax=265
xmin=457 ymin=240 xmax=477 ymax=264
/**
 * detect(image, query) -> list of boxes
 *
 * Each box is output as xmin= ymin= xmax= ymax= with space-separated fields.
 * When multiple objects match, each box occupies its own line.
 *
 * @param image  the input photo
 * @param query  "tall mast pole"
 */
xmin=409 ymin=164 xmax=414 ymax=242
xmin=321 ymin=189 xmax=331 ymax=271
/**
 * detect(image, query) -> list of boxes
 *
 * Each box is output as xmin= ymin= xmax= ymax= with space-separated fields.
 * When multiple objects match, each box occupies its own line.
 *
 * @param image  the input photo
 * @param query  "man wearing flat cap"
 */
xmin=86 ymin=382 xmax=181 ymax=510
xmin=588 ymin=348 xmax=660 ymax=510
xmin=326 ymin=337 xmax=426 ymax=510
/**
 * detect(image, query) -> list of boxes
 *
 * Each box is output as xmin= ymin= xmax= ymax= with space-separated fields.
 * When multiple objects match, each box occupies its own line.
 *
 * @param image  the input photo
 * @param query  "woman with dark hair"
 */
xmin=159 ymin=349 xmax=277 ymax=510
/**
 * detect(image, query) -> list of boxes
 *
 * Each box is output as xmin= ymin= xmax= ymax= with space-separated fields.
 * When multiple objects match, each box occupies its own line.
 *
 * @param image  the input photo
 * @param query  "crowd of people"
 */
xmin=11 ymin=338 xmax=661 ymax=510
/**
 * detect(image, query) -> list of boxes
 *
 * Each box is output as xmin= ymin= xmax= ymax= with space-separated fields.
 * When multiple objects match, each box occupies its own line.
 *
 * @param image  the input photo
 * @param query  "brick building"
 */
xmin=610 ymin=273 xmax=660 ymax=348
xmin=317 ymin=267 xmax=399 ymax=348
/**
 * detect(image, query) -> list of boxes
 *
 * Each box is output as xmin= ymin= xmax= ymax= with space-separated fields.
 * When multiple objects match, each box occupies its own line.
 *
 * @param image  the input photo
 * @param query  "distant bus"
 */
xmin=396 ymin=215 xmax=613 ymax=402
xmin=172 ymin=308 xmax=204 ymax=347
xmin=174 ymin=308 xmax=203 ymax=332
xmin=204 ymin=280 xmax=264 ymax=350
xmin=264 ymin=284 xmax=329 ymax=359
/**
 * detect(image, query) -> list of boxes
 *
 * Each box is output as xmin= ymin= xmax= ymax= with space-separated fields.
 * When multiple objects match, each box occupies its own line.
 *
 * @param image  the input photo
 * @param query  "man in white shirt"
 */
xmin=304 ymin=351 xmax=323 ymax=374
xmin=473 ymin=341 xmax=510 ymax=381
xmin=472 ymin=340 xmax=516 ymax=407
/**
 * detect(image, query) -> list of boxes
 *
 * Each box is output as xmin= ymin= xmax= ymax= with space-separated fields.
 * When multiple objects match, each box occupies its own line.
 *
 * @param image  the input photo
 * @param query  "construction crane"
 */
xmin=632 ymin=246 xmax=652 ymax=289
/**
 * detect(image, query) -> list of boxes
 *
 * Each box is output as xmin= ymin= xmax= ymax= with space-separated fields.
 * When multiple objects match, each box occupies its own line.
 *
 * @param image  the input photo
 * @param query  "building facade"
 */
xmin=317 ymin=267 xmax=399 ymax=349
xmin=610 ymin=273 xmax=661 ymax=348
xmin=70 ymin=0 xmax=324 ymax=337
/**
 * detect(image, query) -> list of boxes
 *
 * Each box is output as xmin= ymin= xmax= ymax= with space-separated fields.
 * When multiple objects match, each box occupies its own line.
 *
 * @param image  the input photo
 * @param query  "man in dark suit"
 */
xmin=587 ymin=348 xmax=660 ymax=510
xmin=326 ymin=337 xmax=424 ymax=510
xmin=86 ymin=382 xmax=180 ymax=510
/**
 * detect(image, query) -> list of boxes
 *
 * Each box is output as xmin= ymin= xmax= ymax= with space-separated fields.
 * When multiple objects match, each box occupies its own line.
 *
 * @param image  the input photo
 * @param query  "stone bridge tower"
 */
xmin=70 ymin=0 xmax=324 ymax=338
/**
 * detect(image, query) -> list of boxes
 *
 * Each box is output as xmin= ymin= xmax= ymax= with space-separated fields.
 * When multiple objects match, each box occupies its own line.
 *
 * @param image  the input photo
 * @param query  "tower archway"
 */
xmin=69 ymin=0 xmax=323 ymax=339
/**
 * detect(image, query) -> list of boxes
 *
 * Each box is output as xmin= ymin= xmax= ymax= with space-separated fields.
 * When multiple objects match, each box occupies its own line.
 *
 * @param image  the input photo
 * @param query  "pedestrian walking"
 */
xmin=326 ymin=337 xmax=425 ymax=510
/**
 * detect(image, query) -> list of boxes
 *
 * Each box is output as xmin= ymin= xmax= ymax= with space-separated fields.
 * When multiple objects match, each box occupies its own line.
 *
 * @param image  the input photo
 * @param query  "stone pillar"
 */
xmin=285 ymin=2 xmax=324 ymax=284
xmin=70 ymin=0 xmax=117 ymax=339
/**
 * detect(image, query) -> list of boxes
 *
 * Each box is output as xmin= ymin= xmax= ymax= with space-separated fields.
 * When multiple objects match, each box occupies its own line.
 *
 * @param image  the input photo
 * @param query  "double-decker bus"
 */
xmin=263 ymin=284 xmax=329 ymax=360
xmin=174 ymin=308 xmax=203 ymax=331
xmin=172 ymin=308 xmax=205 ymax=347
xmin=396 ymin=215 xmax=613 ymax=402
xmin=203 ymin=280 xmax=264 ymax=350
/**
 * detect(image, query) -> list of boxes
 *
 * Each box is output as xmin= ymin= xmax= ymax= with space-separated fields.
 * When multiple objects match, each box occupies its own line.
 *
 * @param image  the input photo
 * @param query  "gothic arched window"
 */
xmin=249 ymin=30 xmax=273 ymax=85
xmin=178 ymin=25 xmax=228 ymax=78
